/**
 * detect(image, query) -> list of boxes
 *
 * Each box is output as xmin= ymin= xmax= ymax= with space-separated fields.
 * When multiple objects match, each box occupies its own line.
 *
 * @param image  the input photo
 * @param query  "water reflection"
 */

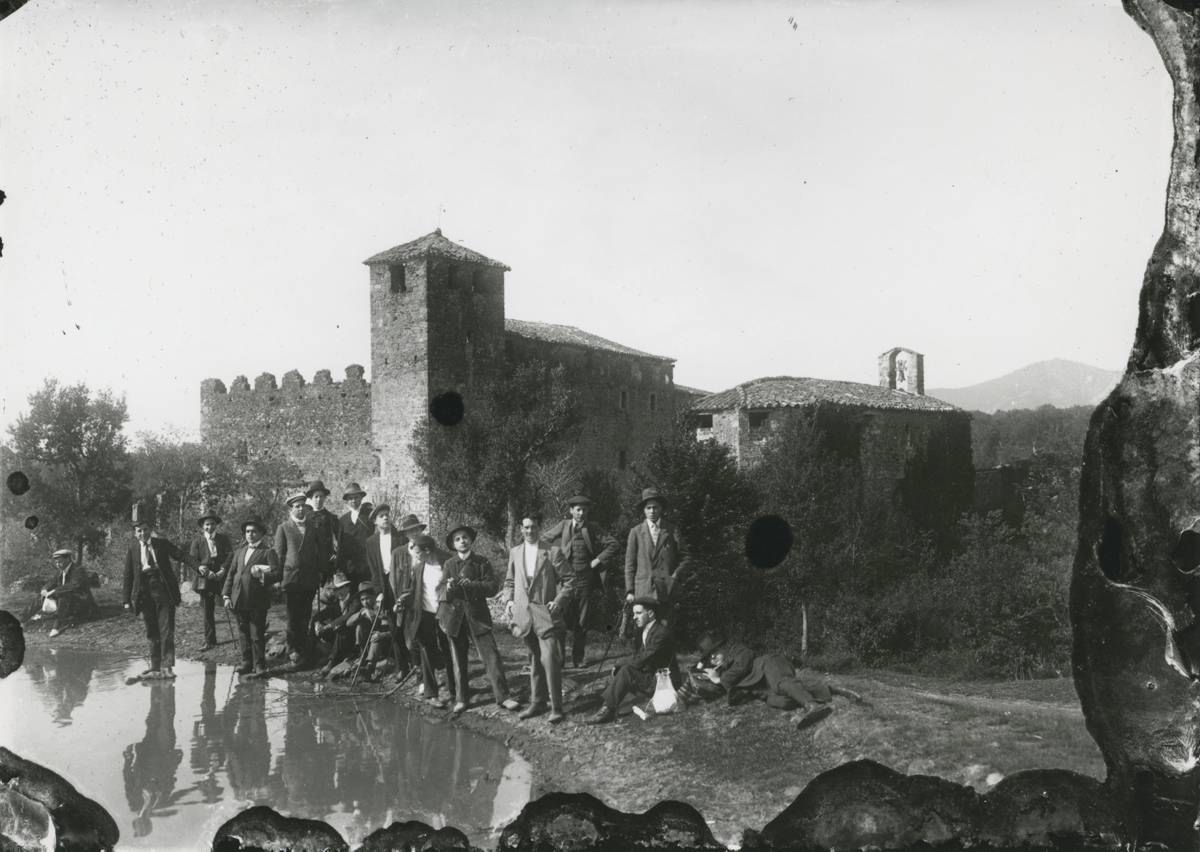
xmin=0 ymin=651 xmax=532 ymax=848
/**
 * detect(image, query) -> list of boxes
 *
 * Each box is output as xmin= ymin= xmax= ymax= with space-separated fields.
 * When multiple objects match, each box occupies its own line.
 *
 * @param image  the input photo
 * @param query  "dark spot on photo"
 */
xmin=7 ymin=471 xmax=30 ymax=495
xmin=24 ymin=515 xmax=38 ymax=530
xmin=745 ymin=514 xmax=793 ymax=569
xmin=430 ymin=391 xmax=465 ymax=427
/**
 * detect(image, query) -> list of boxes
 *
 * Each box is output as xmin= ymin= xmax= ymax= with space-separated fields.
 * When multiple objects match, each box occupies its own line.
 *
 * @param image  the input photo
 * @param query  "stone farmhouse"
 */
xmin=200 ymin=230 xmax=704 ymax=519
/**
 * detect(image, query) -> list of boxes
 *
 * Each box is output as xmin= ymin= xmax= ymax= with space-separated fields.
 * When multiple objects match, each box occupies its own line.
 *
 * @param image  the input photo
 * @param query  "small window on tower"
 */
xmin=748 ymin=411 xmax=769 ymax=429
xmin=389 ymin=264 xmax=406 ymax=294
xmin=620 ymin=389 xmax=628 ymax=410
xmin=695 ymin=414 xmax=714 ymax=429
xmin=650 ymin=393 xmax=657 ymax=413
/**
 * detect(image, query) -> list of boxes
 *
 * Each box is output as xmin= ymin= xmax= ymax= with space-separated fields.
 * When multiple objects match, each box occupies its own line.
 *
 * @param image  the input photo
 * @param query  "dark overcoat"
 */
xmin=222 ymin=543 xmax=280 ymax=612
xmin=123 ymin=536 xmax=186 ymax=613
xmin=437 ymin=552 xmax=499 ymax=638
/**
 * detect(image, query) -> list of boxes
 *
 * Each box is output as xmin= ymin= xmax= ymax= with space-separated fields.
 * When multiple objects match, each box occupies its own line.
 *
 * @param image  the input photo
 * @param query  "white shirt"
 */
xmin=422 ymin=561 xmax=442 ymax=613
xmin=140 ymin=542 xmax=155 ymax=573
xmin=523 ymin=542 xmax=539 ymax=580
xmin=205 ymin=534 xmax=218 ymax=558
xmin=646 ymin=521 xmax=660 ymax=546
xmin=350 ymin=507 xmax=360 ymax=525
xmin=378 ymin=532 xmax=393 ymax=575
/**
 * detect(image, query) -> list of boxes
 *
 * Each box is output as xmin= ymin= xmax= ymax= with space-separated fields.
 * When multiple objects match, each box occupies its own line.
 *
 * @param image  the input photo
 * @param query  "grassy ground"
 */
xmin=3 ymin=585 xmax=1105 ymax=847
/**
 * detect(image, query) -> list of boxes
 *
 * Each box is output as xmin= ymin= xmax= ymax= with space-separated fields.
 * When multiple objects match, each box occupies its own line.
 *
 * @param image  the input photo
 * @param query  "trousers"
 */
xmin=139 ymin=583 xmax=176 ymax=670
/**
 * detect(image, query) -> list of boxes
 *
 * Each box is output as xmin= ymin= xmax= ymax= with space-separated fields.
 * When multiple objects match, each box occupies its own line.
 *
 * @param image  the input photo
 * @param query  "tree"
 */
xmin=6 ymin=380 xmax=133 ymax=561
xmin=130 ymin=433 xmax=238 ymax=540
xmin=412 ymin=360 xmax=583 ymax=547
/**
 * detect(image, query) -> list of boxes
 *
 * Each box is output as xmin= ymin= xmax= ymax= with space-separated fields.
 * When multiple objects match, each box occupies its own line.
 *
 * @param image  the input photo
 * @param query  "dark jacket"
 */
xmin=365 ymin=529 xmax=405 ymax=605
xmin=438 ymin=552 xmax=499 ymax=638
xmin=624 ymin=520 xmax=686 ymax=600
xmin=624 ymin=619 xmax=679 ymax=680
xmin=337 ymin=509 xmax=373 ymax=580
xmin=308 ymin=507 xmax=340 ymax=579
xmin=503 ymin=543 xmax=574 ymax=638
xmin=394 ymin=548 xmax=450 ymax=648
xmin=540 ymin=519 xmax=619 ymax=588
xmin=222 ymin=542 xmax=280 ymax=612
xmin=42 ymin=562 xmax=89 ymax=598
xmin=123 ymin=536 xmax=186 ymax=613
xmin=187 ymin=532 xmax=234 ymax=594
xmin=274 ymin=519 xmax=326 ymax=592
xmin=311 ymin=585 xmax=361 ymax=634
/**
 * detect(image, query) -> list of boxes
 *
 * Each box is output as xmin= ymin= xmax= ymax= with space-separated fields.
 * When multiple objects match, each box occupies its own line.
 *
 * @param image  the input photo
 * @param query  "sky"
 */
xmin=0 ymin=0 xmax=1172 ymax=440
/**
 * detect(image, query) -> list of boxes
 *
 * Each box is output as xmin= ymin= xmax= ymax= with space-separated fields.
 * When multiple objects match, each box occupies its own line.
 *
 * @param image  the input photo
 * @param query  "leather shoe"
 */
xmin=796 ymin=704 xmax=833 ymax=730
xmin=519 ymin=703 xmax=548 ymax=720
xmin=547 ymin=709 xmax=566 ymax=724
xmin=586 ymin=706 xmax=616 ymax=725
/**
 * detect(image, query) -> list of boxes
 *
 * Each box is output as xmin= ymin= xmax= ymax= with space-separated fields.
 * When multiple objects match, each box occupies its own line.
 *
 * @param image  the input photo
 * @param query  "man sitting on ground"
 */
xmin=311 ymin=572 xmax=361 ymax=678
xmin=685 ymin=632 xmax=834 ymax=729
xmin=586 ymin=597 xmax=679 ymax=725
xmin=344 ymin=582 xmax=393 ymax=681
xmin=26 ymin=548 xmax=97 ymax=638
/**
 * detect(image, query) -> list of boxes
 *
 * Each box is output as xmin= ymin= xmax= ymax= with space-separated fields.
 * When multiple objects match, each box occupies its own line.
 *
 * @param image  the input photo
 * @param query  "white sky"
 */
xmin=0 ymin=0 xmax=1170 ymax=440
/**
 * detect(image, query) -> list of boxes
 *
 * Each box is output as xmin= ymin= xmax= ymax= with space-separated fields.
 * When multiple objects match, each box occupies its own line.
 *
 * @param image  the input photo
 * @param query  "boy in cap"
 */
xmin=439 ymin=525 xmax=521 ymax=714
xmin=587 ymin=596 xmax=680 ymax=725
xmin=541 ymin=495 xmax=619 ymax=668
xmin=345 ymin=582 xmax=394 ymax=681
xmin=188 ymin=511 xmax=234 ymax=651
xmin=311 ymin=572 xmax=362 ymax=677
xmin=274 ymin=490 xmax=327 ymax=668
xmin=223 ymin=518 xmax=280 ymax=674
xmin=124 ymin=518 xmax=189 ymax=679
xmin=27 ymin=548 xmax=95 ymax=638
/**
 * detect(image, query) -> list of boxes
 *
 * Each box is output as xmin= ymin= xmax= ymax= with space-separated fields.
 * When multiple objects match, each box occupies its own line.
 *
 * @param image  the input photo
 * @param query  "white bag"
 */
xmin=649 ymin=668 xmax=682 ymax=714
xmin=41 ymin=597 xmax=58 ymax=615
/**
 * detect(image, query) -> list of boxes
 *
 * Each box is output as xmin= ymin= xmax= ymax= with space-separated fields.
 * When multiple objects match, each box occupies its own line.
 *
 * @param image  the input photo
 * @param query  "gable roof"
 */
xmin=363 ymin=229 xmax=510 ymax=269
xmin=675 ymin=384 xmax=713 ymax=397
xmin=505 ymin=319 xmax=674 ymax=363
xmin=693 ymin=376 xmax=958 ymax=413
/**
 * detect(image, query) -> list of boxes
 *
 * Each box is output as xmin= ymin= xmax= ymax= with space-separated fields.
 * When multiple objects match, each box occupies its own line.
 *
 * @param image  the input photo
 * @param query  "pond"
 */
xmin=0 ymin=649 xmax=533 ymax=849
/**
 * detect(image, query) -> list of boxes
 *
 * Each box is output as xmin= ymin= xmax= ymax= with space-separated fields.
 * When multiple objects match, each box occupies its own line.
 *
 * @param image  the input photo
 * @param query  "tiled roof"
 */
xmin=675 ymin=384 xmax=713 ymax=397
xmin=505 ymin=319 xmax=674 ymax=363
xmin=363 ymin=229 xmax=510 ymax=269
xmin=693 ymin=376 xmax=959 ymax=413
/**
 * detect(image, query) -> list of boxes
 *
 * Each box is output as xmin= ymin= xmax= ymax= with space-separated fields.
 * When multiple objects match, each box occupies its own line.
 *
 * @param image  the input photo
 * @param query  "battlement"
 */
xmin=201 ymin=365 xmax=369 ymax=399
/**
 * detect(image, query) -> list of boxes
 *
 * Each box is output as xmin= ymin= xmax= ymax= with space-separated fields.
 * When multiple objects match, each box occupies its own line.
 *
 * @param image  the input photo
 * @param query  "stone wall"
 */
xmin=200 ymin=366 xmax=376 ymax=484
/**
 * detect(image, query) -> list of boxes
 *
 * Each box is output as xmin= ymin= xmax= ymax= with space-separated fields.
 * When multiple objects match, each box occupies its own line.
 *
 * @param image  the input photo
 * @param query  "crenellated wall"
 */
xmin=200 ymin=364 xmax=377 ymax=484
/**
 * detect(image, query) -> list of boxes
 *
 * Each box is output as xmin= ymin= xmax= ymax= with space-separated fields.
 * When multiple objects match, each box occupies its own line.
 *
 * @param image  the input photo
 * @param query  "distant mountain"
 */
xmin=928 ymin=359 xmax=1121 ymax=413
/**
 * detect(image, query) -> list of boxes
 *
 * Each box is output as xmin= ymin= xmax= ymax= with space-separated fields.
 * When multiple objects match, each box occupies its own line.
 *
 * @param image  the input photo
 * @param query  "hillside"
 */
xmin=929 ymin=359 xmax=1120 ymax=413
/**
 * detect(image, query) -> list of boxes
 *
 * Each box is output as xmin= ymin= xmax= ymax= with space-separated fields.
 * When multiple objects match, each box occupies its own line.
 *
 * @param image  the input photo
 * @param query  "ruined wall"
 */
xmin=505 ymin=334 xmax=677 ymax=476
xmin=200 ymin=366 xmax=376 ymax=484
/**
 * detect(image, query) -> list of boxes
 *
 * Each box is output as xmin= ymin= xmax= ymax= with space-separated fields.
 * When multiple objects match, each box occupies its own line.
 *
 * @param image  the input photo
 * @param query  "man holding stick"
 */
xmin=222 ymin=517 xmax=280 ymax=675
xmin=188 ymin=511 xmax=234 ymax=652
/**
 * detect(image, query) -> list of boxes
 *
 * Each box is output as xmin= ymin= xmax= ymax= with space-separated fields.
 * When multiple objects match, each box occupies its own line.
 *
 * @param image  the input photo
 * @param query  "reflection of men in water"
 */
xmin=279 ymin=698 xmax=337 ymax=816
xmin=190 ymin=663 xmax=227 ymax=803
xmin=124 ymin=520 xmax=188 ymax=679
xmin=26 ymin=653 xmax=97 ymax=724
xmin=224 ymin=682 xmax=273 ymax=802
xmin=122 ymin=683 xmax=184 ymax=839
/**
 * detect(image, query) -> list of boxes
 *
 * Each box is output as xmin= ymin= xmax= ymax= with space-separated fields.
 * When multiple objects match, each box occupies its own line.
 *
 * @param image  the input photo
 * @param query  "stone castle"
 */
xmin=201 ymin=230 xmax=704 ymax=518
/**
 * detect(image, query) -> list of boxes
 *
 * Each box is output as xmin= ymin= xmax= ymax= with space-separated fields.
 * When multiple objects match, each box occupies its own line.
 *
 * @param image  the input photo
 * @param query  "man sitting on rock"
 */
xmin=686 ymin=632 xmax=834 ymax=729
xmin=586 ymin=597 xmax=679 ymax=725
xmin=26 ymin=548 xmax=97 ymax=638
xmin=310 ymin=572 xmax=361 ymax=678
xmin=343 ymin=582 xmax=394 ymax=681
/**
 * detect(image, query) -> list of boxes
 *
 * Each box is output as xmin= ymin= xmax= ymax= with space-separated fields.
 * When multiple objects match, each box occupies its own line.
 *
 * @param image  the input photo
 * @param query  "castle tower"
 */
xmin=878 ymin=346 xmax=925 ymax=395
xmin=364 ymin=229 xmax=509 ymax=518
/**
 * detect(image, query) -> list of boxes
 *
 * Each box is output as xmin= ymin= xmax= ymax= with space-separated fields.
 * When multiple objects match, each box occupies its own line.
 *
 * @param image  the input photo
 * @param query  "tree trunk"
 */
xmin=1071 ymin=3 xmax=1200 ymax=847
xmin=505 ymin=497 xmax=517 ymax=550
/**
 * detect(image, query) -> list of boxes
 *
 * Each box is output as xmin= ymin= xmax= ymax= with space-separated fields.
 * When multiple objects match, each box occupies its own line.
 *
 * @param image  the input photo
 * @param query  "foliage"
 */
xmin=622 ymin=419 xmax=762 ymax=646
xmin=412 ymin=360 xmax=582 ymax=547
xmin=971 ymin=405 xmax=1092 ymax=468
xmin=5 ymin=380 xmax=132 ymax=560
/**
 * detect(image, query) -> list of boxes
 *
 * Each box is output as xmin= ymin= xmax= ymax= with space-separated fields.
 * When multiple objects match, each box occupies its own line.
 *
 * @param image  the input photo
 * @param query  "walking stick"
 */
xmin=223 ymin=605 xmax=241 ymax=656
xmin=350 ymin=606 xmax=382 ymax=687
xmin=595 ymin=599 xmax=631 ymax=672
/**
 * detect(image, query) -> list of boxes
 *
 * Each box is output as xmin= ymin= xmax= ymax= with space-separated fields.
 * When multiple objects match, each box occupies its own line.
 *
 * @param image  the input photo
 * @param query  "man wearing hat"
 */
xmin=124 ymin=519 xmax=189 ymax=679
xmin=336 ymin=483 xmax=372 ymax=585
xmin=274 ymin=490 xmax=329 ymax=667
xmin=689 ymin=632 xmax=834 ymax=730
xmin=541 ymin=495 xmax=619 ymax=669
xmin=27 ymin=548 xmax=95 ymax=638
xmin=223 ymin=518 xmax=280 ymax=674
xmin=188 ymin=512 xmax=234 ymax=651
xmin=345 ymin=581 xmax=395 ymax=681
xmin=587 ymin=596 xmax=680 ymax=724
xmin=364 ymin=504 xmax=413 ymax=678
xmin=624 ymin=488 xmax=688 ymax=605
xmin=396 ymin=533 xmax=457 ymax=707
xmin=305 ymin=480 xmax=340 ymax=585
xmin=311 ymin=572 xmax=362 ymax=677
xmin=439 ymin=524 xmax=521 ymax=714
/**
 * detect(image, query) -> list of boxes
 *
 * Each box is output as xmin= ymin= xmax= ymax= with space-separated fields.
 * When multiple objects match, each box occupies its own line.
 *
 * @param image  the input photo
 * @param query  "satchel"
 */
xmin=650 ymin=667 xmax=683 ymax=714
xmin=41 ymin=597 xmax=58 ymax=615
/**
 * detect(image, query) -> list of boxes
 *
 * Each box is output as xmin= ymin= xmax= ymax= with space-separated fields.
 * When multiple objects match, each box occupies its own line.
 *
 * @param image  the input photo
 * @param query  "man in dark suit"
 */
xmin=222 ymin=517 xmax=281 ymax=674
xmin=336 ymin=482 xmax=372 ymax=585
xmin=440 ymin=524 xmax=521 ymax=715
xmin=274 ymin=491 xmax=328 ymax=667
xmin=624 ymin=488 xmax=688 ymax=605
xmin=27 ymin=548 xmax=96 ymax=637
xmin=188 ymin=511 xmax=234 ymax=651
xmin=396 ymin=533 xmax=456 ymax=708
xmin=541 ymin=495 xmax=619 ymax=669
xmin=311 ymin=572 xmax=362 ymax=677
xmin=586 ymin=597 xmax=679 ymax=724
xmin=305 ymin=480 xmax=340 ymax=585
xmin=364 ymin=503 xmax=411 ymax=678
xmin=504 ymin=513 xmax=575 ymax=723
xmin=124 ymin=520 xmax=188 ymax=679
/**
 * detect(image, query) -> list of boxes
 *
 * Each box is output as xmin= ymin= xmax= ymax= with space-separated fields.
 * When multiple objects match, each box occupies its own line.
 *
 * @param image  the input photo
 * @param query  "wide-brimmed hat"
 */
xmin=696 ymin=633 xmax=726 ymax=658
xmin=409 ymin=533 xmax=436 ymax=551
xmin=50 ymin=548 xmax=74 ymax=560
xmin=331 ymin=572 xmax=353 ymax=589
xmin=445 ymin=525 xmax=477 ymax=549
xmin=196 ymin=511 xmax=223 ymax=527
xmin=629 ymin=595 xmax=664 ymax=614
xmin=369 ymin=503 xmax=392 ymax=524
xmin=306 ymin=480 xmax=330 ymax=498
xmin=342 ymin=482 xmax=367 ymax=500
xmin=285 ymin=491 xmax=309 ymax=507
xmin=637 ymin=488 xmax=669 ymax=512
xmin=357 ymin=582 xmax=376 ymax=597
xmin=241 ymin=517 xmax=267 ymax=533
xmin=397 ymin=514 xmax=426 ymax=534
xmin=566 ymin=494 xmax=592 ymax=507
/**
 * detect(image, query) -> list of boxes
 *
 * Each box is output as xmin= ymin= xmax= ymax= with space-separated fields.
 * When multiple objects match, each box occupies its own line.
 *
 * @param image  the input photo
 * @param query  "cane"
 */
xmin=595 ymin=600 xmax=631 ymax=671
xmin=350 ymin=606 xmax=382 ymax=687
xmin=223 ymin=605 xmax=241 ymax=656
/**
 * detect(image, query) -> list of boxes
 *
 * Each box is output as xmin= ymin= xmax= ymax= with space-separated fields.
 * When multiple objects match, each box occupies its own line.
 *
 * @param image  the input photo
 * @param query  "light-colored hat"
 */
xmin=285 ymin=491 xmax=309 ymax=507
xmin=51 ymin=549 xmax=74 ymax=560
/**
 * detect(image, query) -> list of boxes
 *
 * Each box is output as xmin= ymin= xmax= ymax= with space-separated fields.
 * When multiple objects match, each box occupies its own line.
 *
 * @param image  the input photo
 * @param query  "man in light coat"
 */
xmin=504 ymin=513 xmax=575 ymax=723
xmin=274 ymin=491 xmax=328 ymax=667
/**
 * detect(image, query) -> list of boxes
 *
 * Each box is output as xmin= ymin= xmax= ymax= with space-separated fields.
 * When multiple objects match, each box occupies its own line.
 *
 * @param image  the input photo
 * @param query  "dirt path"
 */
xmin=5 ymin=592 xmax=1105 ymax=848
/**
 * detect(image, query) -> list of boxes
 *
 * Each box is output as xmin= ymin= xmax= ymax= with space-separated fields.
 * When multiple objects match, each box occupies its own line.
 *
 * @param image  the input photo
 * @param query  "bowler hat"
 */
xmin=331 ymin=572 xmax=353 ymax=589
xmin=696 ymin=633 xmax=726 ymax=658
xmin=51 ymin=548 xmax=74 ymax=560
xmin=357 ymin=582 xmax=376 ymax=597
xmin=629 ymin=595 xmax=663 ymax=613
xmin=285 ymin=491 xmax=309 ymax=507
xmin=197 ymin=511 xmax=223 ymax=527
xmin=342 ymin=482 xmax=367 ymax=500
xmin=566 ymin=494 xmax=592 ymax=507
xmin=445 ymin=525 xmax=477 ymax=550
xmin=397 ymin=514 xmax=427 ymax=534
xmin=369 ymin=503 xmax=392 ymax=524
xmin=306 ymin=480 xmax=331 ymax=498
xmin=409 ymin=533 xmax=436 ymax=551
xmin=241 ymin=517 xmax=267 ymax=533
xmin=637 ymin=488 xmax=669 ymax=512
